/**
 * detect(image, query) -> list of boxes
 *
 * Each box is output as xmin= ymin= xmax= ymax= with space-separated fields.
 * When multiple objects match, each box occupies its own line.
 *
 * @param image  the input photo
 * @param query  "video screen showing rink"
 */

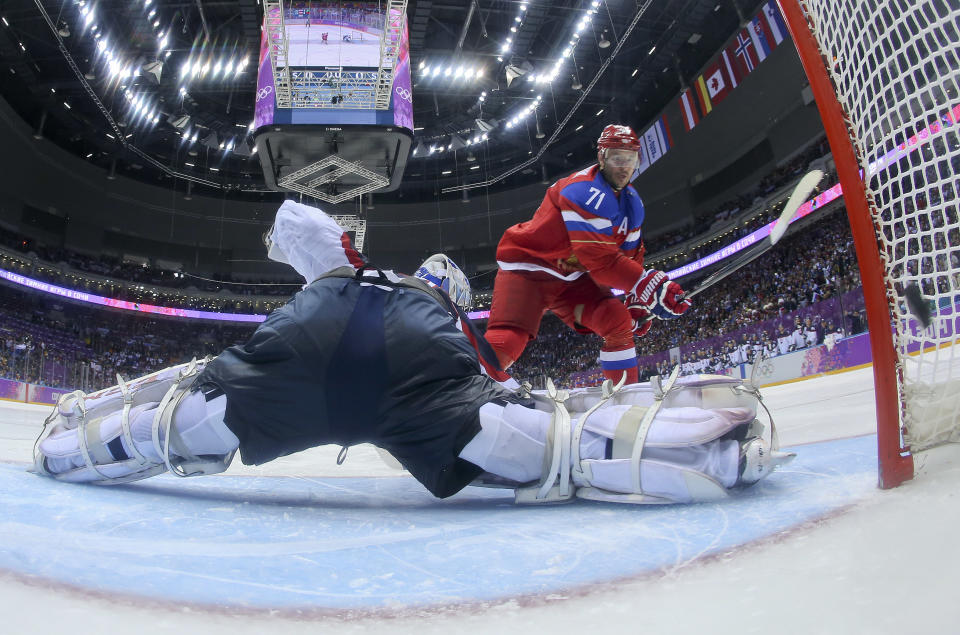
xmin=285 ymin=24 xmax=383 ymax=68
xmin=283 ymin=2 xmax=386 ymax=69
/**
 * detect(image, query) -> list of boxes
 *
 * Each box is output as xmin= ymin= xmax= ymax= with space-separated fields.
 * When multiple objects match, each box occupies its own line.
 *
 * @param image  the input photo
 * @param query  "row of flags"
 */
xmin=679 ymin=1 xmax=790 ymax=132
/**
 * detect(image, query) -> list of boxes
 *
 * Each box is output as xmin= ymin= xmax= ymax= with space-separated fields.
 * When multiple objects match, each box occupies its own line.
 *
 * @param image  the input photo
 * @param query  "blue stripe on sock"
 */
xmin=600 ymin=357 xmax=638 ymax=370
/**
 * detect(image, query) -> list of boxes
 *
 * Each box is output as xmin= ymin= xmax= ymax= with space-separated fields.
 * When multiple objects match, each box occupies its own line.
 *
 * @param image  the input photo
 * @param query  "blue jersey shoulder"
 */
xmin=559 ymin=178 xmax=622 ymax=221
xmin=625 ymin=187 xmax=645 ymax=228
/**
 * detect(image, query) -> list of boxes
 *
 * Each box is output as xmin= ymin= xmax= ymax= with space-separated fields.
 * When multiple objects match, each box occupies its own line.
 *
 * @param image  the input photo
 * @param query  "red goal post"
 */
xmin=778 ymin=1 xmax=960 ymax=488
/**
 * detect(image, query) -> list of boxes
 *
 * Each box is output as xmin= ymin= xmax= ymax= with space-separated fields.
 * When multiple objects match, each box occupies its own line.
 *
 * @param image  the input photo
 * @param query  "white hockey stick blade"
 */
xmin=769 ymin=169 xmax=824 ymax=245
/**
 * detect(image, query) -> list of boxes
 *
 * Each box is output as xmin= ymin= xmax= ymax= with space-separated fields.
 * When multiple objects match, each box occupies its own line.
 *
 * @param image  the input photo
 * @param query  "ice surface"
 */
xmin=1 ymin=366 xmax=958 ymax=633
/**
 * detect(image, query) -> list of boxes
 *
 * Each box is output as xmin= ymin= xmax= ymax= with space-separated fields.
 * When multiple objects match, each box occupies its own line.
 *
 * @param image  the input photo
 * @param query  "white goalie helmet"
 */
xmin=415 ymin=253 xmax=472 ymax=311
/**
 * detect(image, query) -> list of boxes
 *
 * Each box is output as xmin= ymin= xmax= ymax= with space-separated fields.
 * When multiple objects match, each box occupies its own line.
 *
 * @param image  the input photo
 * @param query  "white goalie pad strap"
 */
xmin=630 ymin=365 xmax=681 ymax=494
xmin=151 ymin=358 xmax=233 ymax=478
xmin=515 ymin=379 xmax=574 ymax=504
xmin=117 ymin=374 xmax=150 ymax=466
xmin=571 ymin=373 xmax=627 ymax=485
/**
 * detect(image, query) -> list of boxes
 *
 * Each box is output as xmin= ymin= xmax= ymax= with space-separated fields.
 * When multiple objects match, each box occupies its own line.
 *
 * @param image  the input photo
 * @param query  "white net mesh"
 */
xmin=800 ymin=0 xmax=960 ymax=451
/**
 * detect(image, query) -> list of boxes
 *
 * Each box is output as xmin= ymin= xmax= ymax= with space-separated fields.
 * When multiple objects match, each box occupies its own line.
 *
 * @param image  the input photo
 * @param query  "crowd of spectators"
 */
xmin=0 ymin=137 xmax=834 ymax=318
xmin=0 ymin=284 xmax=256 ymax=391
xmin=0 ymin=225 xmax=298 ymax=299
xmin=0 ymin=203 xmax=869 ymax=394
xmin=643 ymin=138 xmax=833 ymax=257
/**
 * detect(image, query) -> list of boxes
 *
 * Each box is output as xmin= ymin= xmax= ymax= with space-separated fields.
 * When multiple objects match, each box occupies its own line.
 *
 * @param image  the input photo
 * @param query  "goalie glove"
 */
xmin=629 ymin=269 xmax=692 ymax=320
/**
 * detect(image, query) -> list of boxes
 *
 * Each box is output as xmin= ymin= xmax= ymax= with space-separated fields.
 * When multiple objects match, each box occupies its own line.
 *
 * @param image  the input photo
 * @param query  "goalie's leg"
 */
xmin=460 ymin=377 xmax=795 ymax=504
xmin=34 ymin=361 xmax=239 ymax=484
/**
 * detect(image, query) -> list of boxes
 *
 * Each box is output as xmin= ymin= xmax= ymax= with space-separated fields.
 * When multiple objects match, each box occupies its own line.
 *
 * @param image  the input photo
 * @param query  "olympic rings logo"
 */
xmin=257 ymin=85 xmax=274 ymax=102
xmin=753 ymin=359 xmax=774 ymax=378
xmin=394 ymin=86 xmax=412 ymax=102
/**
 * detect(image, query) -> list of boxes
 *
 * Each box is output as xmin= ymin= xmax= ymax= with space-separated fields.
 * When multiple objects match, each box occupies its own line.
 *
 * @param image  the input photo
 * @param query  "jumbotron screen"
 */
xmin=254 ymin=1 xmax=413 ymax=130
xmin=285 ymin=1 xmax=385 ymax=68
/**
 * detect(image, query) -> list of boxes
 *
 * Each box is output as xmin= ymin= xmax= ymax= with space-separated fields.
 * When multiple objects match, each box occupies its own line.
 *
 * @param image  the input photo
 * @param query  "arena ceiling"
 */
xmin=0 ymin=0 xmax=757 ymax=202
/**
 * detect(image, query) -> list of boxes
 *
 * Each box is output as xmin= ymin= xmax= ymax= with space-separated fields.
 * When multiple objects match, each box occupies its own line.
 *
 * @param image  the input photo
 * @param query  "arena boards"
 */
xmin=0 ymin=434 xmax=876 ymax=614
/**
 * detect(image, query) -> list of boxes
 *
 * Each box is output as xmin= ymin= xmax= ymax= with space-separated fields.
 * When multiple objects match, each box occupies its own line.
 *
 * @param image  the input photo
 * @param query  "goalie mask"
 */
xmin=415 ymin=254 xmax=472 ymax=311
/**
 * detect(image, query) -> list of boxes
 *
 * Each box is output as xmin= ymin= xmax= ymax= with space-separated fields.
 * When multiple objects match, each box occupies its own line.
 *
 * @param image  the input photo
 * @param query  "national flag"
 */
xmin=749 ymin=16 xmax=772 ymax=62
xmin=678 ymin=89 xmax=700 ymax=132
xmin=762 ymin=1 xmax=789 ymax=46
xmin=695 ymin=73 xmax=713 ymax=115
xmin=643 ymin=117 xmax=671 ymax=166
xmin=720 ymin=49 xmax=740 ymax=88
xmin=732 ymin=29 xmax=759 ymax=75
xmin=704 ymin=60 xmax=733 ymax=106
xmin=636 ymin=142 xmax=651 ymax=175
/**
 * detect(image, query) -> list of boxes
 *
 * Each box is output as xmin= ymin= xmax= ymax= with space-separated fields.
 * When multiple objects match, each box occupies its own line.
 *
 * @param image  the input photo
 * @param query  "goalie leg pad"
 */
xmin=581 ymin=441 xmax=740 ymax=503
xmin=33 ymin=359 xmax=238 ymax=484
xmin=565 ymin=374 xmax=760 ymax=414
xmin=578 ymin=404 xmax=756 ymax=450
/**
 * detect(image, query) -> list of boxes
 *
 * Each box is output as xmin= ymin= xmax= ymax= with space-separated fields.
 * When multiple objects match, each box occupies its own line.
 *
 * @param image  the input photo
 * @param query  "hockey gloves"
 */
xmin=626 ymin=303 xmax=654 ymax=337
xmin=629 ymin=269 xmax=692 ymax=320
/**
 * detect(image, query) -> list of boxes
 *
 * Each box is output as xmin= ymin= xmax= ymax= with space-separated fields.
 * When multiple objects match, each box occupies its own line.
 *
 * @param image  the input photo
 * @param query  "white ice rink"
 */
xmin=0 ymin=365 xmax=958 ymax=634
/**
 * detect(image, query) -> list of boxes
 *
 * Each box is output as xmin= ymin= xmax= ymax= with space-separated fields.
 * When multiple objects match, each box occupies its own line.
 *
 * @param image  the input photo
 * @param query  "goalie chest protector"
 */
xmin=197 ymin=274 xmax=508 ymax=498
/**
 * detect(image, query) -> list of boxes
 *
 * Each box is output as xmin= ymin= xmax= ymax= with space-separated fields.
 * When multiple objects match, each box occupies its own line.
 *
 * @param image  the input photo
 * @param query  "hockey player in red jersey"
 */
xmin=485 ymin=124 xmax=692 ymax=384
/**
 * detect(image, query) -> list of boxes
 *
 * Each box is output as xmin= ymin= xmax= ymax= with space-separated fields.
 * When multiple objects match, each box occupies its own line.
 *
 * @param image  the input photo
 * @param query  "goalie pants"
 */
xmin=484 ymin=269 xmax=638 ymax=384
xmin=197 ymin=275 xmax=510 ymax=498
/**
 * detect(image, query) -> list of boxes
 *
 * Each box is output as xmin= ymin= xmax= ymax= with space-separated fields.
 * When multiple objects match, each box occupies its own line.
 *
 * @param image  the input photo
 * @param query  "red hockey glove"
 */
xmin=627 ymin=304 xmax=654 ymax=337
xmin=629 ymin=269 xmax=692 ymax=320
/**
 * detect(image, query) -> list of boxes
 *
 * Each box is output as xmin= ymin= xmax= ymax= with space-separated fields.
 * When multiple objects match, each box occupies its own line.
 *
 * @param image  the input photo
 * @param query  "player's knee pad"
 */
xmin=32 ymin=358 xmax=237 ymax=484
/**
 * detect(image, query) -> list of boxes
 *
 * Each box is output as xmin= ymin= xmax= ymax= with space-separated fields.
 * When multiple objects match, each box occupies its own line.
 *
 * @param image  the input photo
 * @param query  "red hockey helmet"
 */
xmin=597 ymin=124 xmax=641 ymax=151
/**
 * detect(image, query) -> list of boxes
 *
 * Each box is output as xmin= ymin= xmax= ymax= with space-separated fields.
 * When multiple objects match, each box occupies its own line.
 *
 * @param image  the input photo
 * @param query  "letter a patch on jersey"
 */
xmin=617 ymin=218 xmax=629 ymax=235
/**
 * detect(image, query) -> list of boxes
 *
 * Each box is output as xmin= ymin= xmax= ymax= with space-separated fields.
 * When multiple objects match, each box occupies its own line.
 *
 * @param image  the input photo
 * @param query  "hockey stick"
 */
xmin=678 ymin=169 xmax=824 ymax=300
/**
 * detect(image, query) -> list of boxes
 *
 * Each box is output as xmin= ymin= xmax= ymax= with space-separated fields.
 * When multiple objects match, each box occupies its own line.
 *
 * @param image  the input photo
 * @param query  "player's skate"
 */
xmin=736 ymin=436 xmax=796 ymax=486
xmin=32 ymin=358 xmax=238 ymax=484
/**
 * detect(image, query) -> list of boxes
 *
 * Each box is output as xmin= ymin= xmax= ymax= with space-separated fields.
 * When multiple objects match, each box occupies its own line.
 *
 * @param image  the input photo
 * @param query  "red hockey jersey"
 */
xmin=496 ymin=164 xmax=647 ymax=292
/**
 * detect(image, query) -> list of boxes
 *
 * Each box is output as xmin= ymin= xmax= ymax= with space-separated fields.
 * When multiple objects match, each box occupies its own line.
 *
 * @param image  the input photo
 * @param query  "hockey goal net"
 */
xmin=779 ymin=0 xmax=960 ymax=487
